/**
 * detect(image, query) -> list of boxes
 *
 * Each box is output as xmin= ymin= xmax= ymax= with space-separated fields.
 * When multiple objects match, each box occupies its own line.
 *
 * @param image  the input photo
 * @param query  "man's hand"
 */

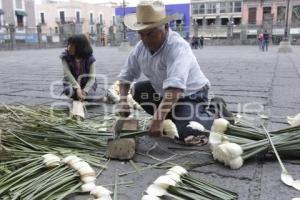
xmin=150 ymin=87 xmax=183 ymax=137
xmin=76 ymin=88 xmax=86 ymax=101
xmin=149 ymin=120 xmax=163 ymax=137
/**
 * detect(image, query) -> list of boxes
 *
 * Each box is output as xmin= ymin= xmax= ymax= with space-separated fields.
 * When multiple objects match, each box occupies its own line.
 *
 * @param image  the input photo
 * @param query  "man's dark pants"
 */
xmin=131 ymin=81 xmax=215 ymax=140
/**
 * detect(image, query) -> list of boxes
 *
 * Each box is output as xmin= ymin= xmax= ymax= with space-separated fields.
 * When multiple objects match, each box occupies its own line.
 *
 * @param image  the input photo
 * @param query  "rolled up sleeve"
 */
xmin=118 ymin=50 xmax=141 ymax=83
xmin=163 ymin=45 xmax=192 ymax=91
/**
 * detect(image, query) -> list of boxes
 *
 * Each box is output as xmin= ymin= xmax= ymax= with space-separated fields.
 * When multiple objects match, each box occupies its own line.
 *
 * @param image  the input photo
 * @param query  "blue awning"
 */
xmin=15 ymin=10 xmax=27 ymax=16
xmin=0 ymin=9 xmax=4 ymax=15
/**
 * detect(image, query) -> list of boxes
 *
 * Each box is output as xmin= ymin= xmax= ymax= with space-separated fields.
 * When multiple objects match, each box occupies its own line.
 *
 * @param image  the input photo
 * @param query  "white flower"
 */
xmin=145 ymin=184 xmax=166 ymax=197
xmin=81 ymin=182 xmax=96 ymax=192
xmin=208 ymin=131 xmax=223 ymax=151
xmin=162 ymin=120 xmax=179 ymax=139
xmin=168 ymin=166 xmax=187 ymax=176
xmin=187 ymin=121 xmax=205 ymax=131
xmin=153 ymin=175 xmax=177 ymax=189
xmin=68 ymin=157 xmax=83 ymax=166
xmin=165 ymin=171 xmax=181 ymax=183
xmin=142 ymin=195 xmax=161 ymax=200
xmin=42 ymin=154 xmax=61 ymax=167
xmin=220 ymin=143 xmax=243 ymax=159
xmin=94 ymin=197 xmax=113 ymax=200
xmin=212 ymin=145 xmax=228 ymax=164
xmin=42 ymin=154 xmax=57 ymax=159
xmin=211 ymin=118 xmax=229 ymax=133
xmin=90 ymin=186 xmax=112 ymax=198
xmin=287 ymin=113 xmax=300 ymax=126
xmin=105 ymin=88 xmax=120 ymax=103
xmin=127 ymin=94 xmax=142 ymax=110
xmin=78 ymin=166 xmax=96 ymax=177
xmin=62 ymin=155 xmax=78 ymax=164
xmin=81 ymin=175 xmax=96 ymax=183
xmin=229 ymin=156 xmax=244 ymax=169
xmin=72 ymin=161 xmax=90 ymax=171
xmin=104 ymin=81 xmax=121 ymax=104
xmin=213 ymin=142 xmax=244 ymax=169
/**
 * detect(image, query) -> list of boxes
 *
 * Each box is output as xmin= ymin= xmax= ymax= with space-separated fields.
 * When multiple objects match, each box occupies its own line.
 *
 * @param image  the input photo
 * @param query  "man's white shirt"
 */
xmin=118 ymin=30 xmax=210 ymax=97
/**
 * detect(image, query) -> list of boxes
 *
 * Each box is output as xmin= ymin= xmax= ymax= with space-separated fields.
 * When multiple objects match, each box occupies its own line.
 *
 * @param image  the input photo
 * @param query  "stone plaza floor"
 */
xmin=0 ymin=45 xmax=300 ymax=200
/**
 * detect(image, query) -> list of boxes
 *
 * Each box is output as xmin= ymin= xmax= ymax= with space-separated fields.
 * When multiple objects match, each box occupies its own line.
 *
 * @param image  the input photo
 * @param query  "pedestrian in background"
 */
xmin=257 ymin=32 xmax=264 ymax=51
xmin=199 ymin=36 xmax=204 ymax=49
xmin=191 ymin=36 xmax=199 ymax=49
xmin=262 ymin=30 xmax=269 ymax=52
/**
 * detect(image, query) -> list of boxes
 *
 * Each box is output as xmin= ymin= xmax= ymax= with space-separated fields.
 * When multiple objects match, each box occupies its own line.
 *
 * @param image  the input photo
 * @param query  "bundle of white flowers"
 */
xmin=162 ymin=119 xmax=179 ymax=139
xmin=209 ymin=118 xmax=300 ymax=169
xmin=103 ymin=81 xmax=142 ymax=110
xmin=62 ymin=155 xmax=112 ymax=199
xmin=0 ymin=154 xmax=97 ymax=199
xmin=142 ymin=165 xmax=238 ymax=200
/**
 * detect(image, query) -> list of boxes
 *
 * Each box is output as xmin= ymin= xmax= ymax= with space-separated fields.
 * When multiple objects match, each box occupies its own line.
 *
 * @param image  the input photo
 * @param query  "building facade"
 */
xmin=0 ymin=0 xmax=37 ymax=43
xmin=35 ymin=0 xmax=116 ymax=44
xmin=191 ymin=0 xmax=242 ymax=38
xmin=115 ymin=3 xmax=190 ymax=45
xmin=242 ymin=0 xmax=300 ymax=44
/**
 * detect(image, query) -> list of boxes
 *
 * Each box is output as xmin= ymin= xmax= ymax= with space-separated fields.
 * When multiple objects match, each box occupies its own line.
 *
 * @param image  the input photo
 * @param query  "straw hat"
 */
xmin=124 ymin=1 xmax=177 ymax=31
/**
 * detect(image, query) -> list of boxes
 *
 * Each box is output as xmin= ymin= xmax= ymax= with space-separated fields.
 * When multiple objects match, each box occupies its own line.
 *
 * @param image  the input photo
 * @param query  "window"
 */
xmin=99 ymin=14 xmax=103 ymax=24
xmin=221 ymin=18 xmax=229 ymax=25
xmin=234 ymin=17 xmax=241 ymax=25
xmin=59 ymin=11 xmax=65 ymax=23
xmin=199 ymin=4 xmax=205 ymax=14
xmin=55 ymin=27 xmax=58 ymax=34
xmin=248 ymin=7 xmax=257 ymax=24
xmin=234 ymin=2 xmax=242 ymax=13
xmin=207 ymin=18 xmax=216 ymax=25
xmin=277 ymin=6 xmax=286 ymax=24
xmin=228 ymin=2 xmax=234 ymax=13
xmin=90 ymin=13 xmax=94 ymax=24
xmin=15 ymin=0 xmax=23 ymax=9
xmin=17 ymin=15 xmax=24 ymax=27
xmin=192 ymin=3 xmax=205 ymax=14
xmin=220 ymin=2 xmax=226 ymax=13
xmin=76 ymin=11 xmax=80 ymax=23
xmin=206 ymin=3 xmax=217 ymax=14
xmin=292 ymin=6 xmax=300 ymax=24
xmin=40 ymin=13 xmax=45 ymax=24
xmin=192 ymin=4 xmax=198 ymax=14
xmin=263 ymin=7 xmax=272 ymax=20
xmin=196 ymin=19 xmax=203 ymax=26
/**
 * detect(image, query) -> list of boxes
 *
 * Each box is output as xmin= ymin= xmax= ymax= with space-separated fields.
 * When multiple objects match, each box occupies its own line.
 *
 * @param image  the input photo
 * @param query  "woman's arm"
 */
xmin=83 ymin=62 xmax=96 ymax=94
xmin=62 ymin=60 xmax=80 ymax=89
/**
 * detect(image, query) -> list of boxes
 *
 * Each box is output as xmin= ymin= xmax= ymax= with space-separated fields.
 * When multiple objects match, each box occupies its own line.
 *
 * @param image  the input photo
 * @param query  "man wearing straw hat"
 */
xmin=118 ymin=1 xmax=233 ymax=144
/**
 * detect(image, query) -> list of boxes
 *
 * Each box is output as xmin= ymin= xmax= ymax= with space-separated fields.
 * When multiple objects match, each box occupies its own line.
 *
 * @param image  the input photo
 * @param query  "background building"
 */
xmin=35 ymin=0 xmax=116 ymax=45
xmin=242 ymin=0 xmax=300 ymax=44
xmin=191 ymin=0 xmax=242 ymax=39
xmin=0 ymin=0 xmax=37 ymax=44
xmin=115 ymin=3 xmax=190 ymax=45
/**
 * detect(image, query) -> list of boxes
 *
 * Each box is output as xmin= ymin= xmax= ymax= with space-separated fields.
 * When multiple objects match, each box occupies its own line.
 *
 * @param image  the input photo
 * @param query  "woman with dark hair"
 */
xmin=60 ymin=34 xmax=98 ymax=101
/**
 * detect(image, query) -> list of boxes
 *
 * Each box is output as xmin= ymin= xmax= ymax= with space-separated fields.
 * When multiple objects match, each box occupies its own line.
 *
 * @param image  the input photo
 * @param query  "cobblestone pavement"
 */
xmin=0 ymin=45 xmax=300 ymax=200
